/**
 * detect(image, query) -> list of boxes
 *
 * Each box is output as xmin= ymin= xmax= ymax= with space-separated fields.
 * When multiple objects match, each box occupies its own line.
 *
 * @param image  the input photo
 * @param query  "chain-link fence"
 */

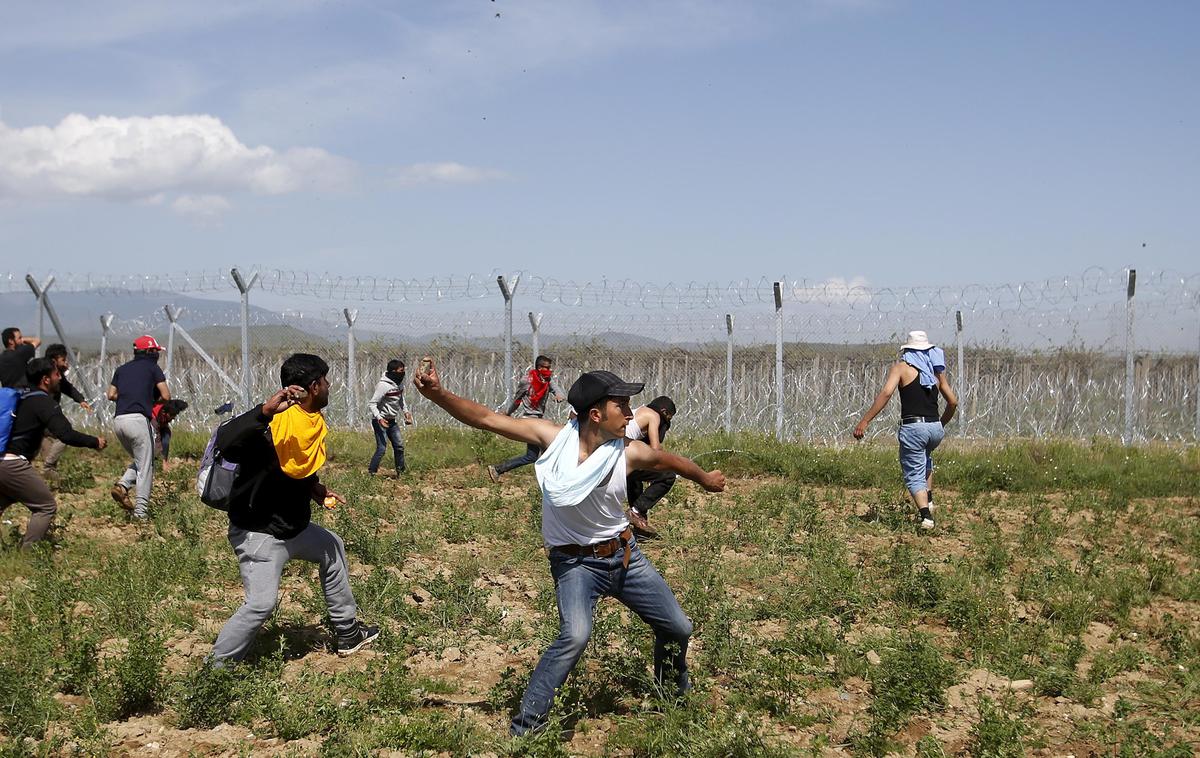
xmin=3 ymin=267 xmax=1198 ymax=443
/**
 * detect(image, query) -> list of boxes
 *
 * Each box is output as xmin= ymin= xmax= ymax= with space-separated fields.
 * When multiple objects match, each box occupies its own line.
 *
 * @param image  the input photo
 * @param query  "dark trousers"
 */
xmin=627 ymin=470 xmax=677 ymax=515
xmin=495 ymin=443 xmax=541 ymax=475
xmin=369 ymin=418 xmax=405 ymax=473
xmin=0 ymin=457 xmax=58 ymax=548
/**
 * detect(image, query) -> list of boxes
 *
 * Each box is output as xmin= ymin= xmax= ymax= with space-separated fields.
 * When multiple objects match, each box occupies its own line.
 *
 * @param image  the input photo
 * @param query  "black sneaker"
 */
xmin=336 ymin=621 xmax=380 ymax=656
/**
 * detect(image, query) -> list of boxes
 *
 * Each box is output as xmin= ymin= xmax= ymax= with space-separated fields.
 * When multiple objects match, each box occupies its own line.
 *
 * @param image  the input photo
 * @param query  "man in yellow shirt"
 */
xmin=209 ymin=353 xmax=378 ymax=662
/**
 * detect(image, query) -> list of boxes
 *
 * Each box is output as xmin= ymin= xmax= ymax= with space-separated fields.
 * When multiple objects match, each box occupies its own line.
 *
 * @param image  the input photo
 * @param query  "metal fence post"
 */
xmin=25 ymin=274 xmax=92 ymax=399
xmin=529 ymin=312 xmax=542 ymax=364
xmin=164 ymin=305 xmax=242 ymax=397
xmin=725 ymin=314 xmax=734 ymax=434
xmin=344 ymin=308 xmax=358 ymax=429
xmin=97 ymin=313 xmax=114 ymax=424
xmin=773 ymin=281 xmax=784 ymax=441
xmin=1196 ymin=298 xmax=1200 ymax=441
xmin=33 ymin=275 xmax=53 ymax=351
xmin=1123 ymin=268 xmax=1137 ymax=446
xmin=164 ymin=305 xmax=181 ymax=381
xmin=956 ymin=310 xmax=965 ymax=433
xmin=231 ymin=268 xmax=260 ymax=411
xmin=497 ymin=274 xmax=520 ymax=407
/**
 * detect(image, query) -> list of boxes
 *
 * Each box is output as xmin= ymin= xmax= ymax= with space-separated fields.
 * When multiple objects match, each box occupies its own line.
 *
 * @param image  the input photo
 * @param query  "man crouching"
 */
xmin=210 ymin=353 xmax=377 ymax=662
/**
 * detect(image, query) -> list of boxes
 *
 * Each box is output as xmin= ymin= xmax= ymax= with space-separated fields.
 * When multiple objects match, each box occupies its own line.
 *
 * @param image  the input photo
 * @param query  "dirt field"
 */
xmin=1 ymin=430 xmax=1198 ymax=756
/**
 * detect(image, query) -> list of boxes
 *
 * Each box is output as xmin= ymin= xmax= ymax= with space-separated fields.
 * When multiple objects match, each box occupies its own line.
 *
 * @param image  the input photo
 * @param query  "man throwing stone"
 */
xmin=853 ymin=330 xmax=957 ymax=529
xmin=414 ymin=359 xmax=725 ymax=736
xmin=0 ymin=327 xmax=40 ymax=388
xmin=210 ymin=353 xmax=378 ymax=662
xmin=1 ymin=358 xmax=106 ymax=548
xmin=106 ymin=335 xmax=170 ymax=520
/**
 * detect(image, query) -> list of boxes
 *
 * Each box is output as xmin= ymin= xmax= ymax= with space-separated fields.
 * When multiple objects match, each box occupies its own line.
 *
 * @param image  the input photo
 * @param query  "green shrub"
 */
xmin=97 ymin=630 xmax=166 ymax=720
xmin=966 ymin=698 xmax=1027 ymax=758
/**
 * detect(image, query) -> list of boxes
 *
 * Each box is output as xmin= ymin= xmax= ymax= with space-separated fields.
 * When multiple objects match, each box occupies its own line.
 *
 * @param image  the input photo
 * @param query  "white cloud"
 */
xmin=0 ymin=0 xmax=332 ymax=51
xmin=0 ymin=113 xmax=354 ymax=207
xmin=171 ymin=193 xmax=231 ymax=218
xmin=392 ymin=162 xmax=507 ymax=187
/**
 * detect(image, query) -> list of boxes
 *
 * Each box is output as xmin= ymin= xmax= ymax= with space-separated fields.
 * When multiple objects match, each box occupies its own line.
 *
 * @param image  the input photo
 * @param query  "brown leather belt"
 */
xmin=552 ymin=527 xmax=634 ymax=568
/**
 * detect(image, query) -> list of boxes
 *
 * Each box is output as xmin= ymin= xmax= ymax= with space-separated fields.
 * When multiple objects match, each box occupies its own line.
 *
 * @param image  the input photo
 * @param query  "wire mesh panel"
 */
xmin=6 ymin=266 xmax=1197 ymax=442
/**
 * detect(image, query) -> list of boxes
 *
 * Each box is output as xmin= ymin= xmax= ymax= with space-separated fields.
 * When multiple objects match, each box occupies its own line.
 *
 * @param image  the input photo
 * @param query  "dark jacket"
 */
xmin=5 ymin=391 xmax=100 ymax=459
xmin=54 ymin=375 xmax=86 ymax=406
xmin=216 ymin=404 xmax=320 ymax=540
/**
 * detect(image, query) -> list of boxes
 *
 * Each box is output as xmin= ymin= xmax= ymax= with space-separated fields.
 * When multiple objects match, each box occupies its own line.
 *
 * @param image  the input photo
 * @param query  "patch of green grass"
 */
xmin=966 ymin=697 xmax=1028 ymax=758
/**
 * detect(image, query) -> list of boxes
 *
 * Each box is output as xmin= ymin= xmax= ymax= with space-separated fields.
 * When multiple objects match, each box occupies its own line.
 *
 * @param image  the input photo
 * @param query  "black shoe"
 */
xmin=336 ymin=621 xmax=380 ymax=656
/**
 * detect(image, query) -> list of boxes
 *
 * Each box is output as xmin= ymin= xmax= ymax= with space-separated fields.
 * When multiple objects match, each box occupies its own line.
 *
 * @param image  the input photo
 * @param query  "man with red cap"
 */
xmin=106 ymin=335 xmax=171 ymax=520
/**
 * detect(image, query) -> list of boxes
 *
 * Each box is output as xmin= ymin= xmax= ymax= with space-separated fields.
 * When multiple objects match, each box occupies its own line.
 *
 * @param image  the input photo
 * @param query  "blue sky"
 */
xmin=1 ymin=1 xmax=1196 ymax=289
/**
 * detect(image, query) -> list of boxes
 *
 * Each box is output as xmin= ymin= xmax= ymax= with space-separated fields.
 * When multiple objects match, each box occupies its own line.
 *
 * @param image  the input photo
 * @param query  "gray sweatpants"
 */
xmin=0 ymin=457 xmax=58 ymax=548
xmin=210 ymin=523 xmax=358 ymax=662
xmin=40 ymin=434 xmax=67 ymax=469
xmin=113 ymin=413 xmax=154 ymax=517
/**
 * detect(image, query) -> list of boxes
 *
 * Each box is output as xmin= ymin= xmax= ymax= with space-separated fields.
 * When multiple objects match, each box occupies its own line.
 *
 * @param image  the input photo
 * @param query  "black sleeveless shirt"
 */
xmin=898 ymin=376 xmax=939 ymax=418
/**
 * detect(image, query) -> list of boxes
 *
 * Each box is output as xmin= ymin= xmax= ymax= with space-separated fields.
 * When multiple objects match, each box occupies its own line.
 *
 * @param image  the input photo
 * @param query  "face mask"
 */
xmin=386 ymin=370 xmax=405 ymax=385
xmin=537 ymin=368 xmax=552 ymax=378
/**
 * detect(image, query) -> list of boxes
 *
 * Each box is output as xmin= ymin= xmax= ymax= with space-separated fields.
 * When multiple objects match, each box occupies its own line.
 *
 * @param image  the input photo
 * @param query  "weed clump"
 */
xmin=855 ymin=631 xmax=957 ymax=755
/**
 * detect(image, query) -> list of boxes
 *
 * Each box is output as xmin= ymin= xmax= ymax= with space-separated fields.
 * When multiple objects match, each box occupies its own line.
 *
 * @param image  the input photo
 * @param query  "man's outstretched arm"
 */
xmin=414 ymin=357 xmax=559 ymax=448
xmin=625 ymin=440 xmax=725 ymax=493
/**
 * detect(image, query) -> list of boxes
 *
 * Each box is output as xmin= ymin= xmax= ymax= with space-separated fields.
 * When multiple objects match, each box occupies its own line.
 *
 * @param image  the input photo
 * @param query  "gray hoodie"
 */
xmin=367 ymin=373 xmax=408 ymax=420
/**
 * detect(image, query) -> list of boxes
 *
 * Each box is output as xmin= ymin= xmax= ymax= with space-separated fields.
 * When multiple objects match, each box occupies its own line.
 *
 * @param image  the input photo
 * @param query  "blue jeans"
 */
xmin=897 ymin=421 xmax=944 ymax=495
xmin=510 ymin=540 xmax=693 ymax=735
xmin=495 ymin=443 xmax=541 ymax=475
xmin=159 ymin=427 xmax=172 ymax=460
xmin=368 ymin=418 xmax=405 ymax=473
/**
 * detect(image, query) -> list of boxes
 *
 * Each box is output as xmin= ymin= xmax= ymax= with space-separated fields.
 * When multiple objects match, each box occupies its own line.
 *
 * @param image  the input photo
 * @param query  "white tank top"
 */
xmin=541 ymin=444 xmax=629 ymax=547
xmin=625 ymin=407 xmax=646 ymax=440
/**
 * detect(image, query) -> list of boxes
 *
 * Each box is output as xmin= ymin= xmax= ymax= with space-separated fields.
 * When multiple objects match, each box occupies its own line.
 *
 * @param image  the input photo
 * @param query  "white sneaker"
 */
xmin=920 ymin=517 xmax=935 ymax=530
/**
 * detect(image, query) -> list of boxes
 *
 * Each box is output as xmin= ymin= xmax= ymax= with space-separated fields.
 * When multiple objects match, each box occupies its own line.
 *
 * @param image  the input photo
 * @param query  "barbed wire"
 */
xmin=6 ymin=266 xmax=1199 ymax=312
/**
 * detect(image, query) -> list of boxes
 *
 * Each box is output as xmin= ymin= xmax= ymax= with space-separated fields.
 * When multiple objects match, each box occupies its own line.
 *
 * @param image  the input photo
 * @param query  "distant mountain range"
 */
xmin=0 ymin=292 xmax=688 ymax=354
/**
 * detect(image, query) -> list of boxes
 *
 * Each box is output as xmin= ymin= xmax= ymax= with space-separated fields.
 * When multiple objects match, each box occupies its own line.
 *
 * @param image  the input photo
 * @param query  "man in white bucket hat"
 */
xmin=853 ymin=330 xmax=957 ymax=529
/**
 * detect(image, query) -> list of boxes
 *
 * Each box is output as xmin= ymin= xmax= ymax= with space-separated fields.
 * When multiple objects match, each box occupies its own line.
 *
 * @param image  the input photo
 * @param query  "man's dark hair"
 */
xmin=535 ymin=354 xmax=552 ymax=367
xmin=386 ymin=359 xmax=405 ymax=372
xmin=647 ymin=396 xmax=676 ymax=416
xmin=25 ymin=357 xmax=57 ymax=388
xmin=45 ymin=343 xmax=69 ymax=361
xmin=2 ymin=328 xmax=19 ymax=349
xmin=165 ymin=398 xmax=189 ymax=415
xmin=281 ymin=353 xmax=329 ymax=389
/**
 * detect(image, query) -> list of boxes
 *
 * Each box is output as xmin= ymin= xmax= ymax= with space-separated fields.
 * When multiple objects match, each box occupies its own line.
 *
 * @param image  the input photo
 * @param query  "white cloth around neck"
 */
xmin=535 ymin=419 xmax=625 ymax=507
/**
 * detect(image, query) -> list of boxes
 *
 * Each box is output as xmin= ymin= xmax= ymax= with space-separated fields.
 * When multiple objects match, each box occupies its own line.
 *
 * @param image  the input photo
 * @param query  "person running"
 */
xmin=209 ymin=353 xmax=378 ymax=663
xmin=152 ymin=399 xmax=189 ymax=469
xmin=487 ymin=354 xmax=566 ymax=482
xmin=366 ymin=359 xmax=413 ymax=476
xmin=624 ymin=396 xmax=678 ymax=538
xmin=39 ymin=343 xmax=93 ymax=472
xmin=1 ymin=358 xmax=106 ymax=548
xmin=0 ymin=327 xmax=40 ymax=388
xmin=853 ymin=330 xmax=957 ymax=529
xmin=106 ymin=335 xmax=171 ymax=520
xmin=414 ymin=359 xmax=725 ymax=736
